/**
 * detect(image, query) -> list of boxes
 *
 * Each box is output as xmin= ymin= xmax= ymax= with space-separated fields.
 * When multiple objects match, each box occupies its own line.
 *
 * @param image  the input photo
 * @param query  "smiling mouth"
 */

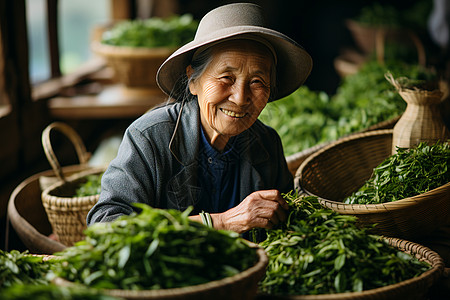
xmin=220 ymin=108 xmax=247 ymax=118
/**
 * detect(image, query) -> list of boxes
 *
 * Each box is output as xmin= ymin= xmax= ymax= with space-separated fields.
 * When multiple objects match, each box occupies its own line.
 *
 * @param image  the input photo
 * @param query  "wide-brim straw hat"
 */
xmin=156 ymin=2 xmax=313 ymax=101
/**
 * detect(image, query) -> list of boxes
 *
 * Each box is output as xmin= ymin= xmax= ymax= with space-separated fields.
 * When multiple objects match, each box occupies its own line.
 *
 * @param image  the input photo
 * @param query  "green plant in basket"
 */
xmin=352 ymin=1 xmax=431 ymax=30
xmin=101 ymin=14 xmax=198 ymax=48
xmin=259 ymin=60 xmax=436 ymax=156
xmin=345 ymin=141 xmax=450 ymax=205
xmin=258 ymin=191 xmax=431 ymax=296
xmin=51 ymin=204 xmax=258 ymax=290
xmin=1 ymin=284 xmax=120 ymax=300
xmin=75 ymin=173 xmax=103 ymax=197
xmin=0 ymin=250 xmax=53 ymax=288
xmin=354 ymin=3 xmax=402 ymax=28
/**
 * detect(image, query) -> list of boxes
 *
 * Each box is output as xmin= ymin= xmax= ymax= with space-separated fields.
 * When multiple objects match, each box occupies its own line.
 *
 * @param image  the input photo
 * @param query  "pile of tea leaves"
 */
xmin=345 ymin=141 xmax=450 ymax=204
xmin=101 ymin=14 xmax=198 ymax=48
xmin=1 ymin=284 xmax=120 ymax=300
xmin=258 ymin=192 xmax=430 ymax=296
xmin=259 ymin=60 xmax=435 ymax=156
xmin=0 ymin=250 xmax=52 ymax=288
xmin=52 ymin=204 xmax=258 ymax=290
xmin=74 ymin=173 xmax=103 ymax=197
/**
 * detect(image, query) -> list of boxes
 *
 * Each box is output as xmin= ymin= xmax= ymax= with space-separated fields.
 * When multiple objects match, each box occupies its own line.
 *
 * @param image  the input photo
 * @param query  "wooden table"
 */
xmin=48 ymin=84 xmax=168 ymax=119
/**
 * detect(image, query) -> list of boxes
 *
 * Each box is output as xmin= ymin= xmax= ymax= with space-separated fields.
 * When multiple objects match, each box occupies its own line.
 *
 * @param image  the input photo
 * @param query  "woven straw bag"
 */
xmin=258 ymin=237 xmax=444 ymax=300
xmin=53 ymin=245 xmax=268 ymax=300
xmin=41 ymin=122 xmax=105 ymax=246
xmin=295 ymin=129 xmax=450 ymax=240
xmin=385 ymin=73 xmax=450 ymax=154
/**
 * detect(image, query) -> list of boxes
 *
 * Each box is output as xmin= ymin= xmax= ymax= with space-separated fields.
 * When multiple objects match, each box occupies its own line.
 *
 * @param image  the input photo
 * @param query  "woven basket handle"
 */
xmin=375 ymin=28 xmax=426 ymax=67
xmin=41 ymin=122 xmax=91 ymax=183
xmin=384 ymin=72 xmax=402 ymax=90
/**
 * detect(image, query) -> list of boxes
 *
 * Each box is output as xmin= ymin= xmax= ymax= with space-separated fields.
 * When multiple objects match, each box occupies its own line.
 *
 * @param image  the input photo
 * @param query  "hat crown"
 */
xmin=195 ymin=3 xmax=267 ymax=40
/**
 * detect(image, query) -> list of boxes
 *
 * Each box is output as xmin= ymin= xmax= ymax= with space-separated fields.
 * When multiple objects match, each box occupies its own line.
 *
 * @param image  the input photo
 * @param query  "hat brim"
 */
xmin=156 ymin=25 xmax=313 ymax=101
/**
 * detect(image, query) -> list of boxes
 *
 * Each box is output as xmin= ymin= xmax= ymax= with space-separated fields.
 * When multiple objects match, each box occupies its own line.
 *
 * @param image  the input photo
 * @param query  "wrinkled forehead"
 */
xmin=195 ymin=37 xmax=277 ymax=67
xmin=208 ymin=40 xmax=276 ymax=75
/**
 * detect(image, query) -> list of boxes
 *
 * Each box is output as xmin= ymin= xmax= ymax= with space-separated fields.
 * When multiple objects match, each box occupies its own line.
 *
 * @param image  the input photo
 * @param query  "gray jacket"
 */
xmin=86 ymin=99 xmax=293 ymax=225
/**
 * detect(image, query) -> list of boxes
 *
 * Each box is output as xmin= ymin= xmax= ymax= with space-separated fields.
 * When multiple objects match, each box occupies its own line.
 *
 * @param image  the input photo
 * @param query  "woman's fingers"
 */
xmin=245 ymin=190 xmax=288 ymax=227
xmin=254 ymin=189 xmax=289 ymax=210
xmin=217 ymin=189 xmax=289 ymax=233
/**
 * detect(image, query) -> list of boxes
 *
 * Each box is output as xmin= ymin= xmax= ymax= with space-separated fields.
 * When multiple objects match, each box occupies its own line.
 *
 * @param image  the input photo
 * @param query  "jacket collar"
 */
xmin=169 ymin=99 xmax=269 ymax=166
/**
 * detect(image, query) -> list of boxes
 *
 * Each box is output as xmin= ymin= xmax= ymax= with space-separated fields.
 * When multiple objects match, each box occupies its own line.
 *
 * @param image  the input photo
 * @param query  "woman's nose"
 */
xmin=230 ymin=81 xmax=250 ymax=105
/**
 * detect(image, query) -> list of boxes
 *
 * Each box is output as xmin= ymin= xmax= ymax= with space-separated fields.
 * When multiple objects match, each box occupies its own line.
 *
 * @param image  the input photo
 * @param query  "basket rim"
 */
xmin=260 ymin=237 xmax=444 ymax=299
xmin=92 ymin=41 xmax=176 ymax=58
xmin=295 ymin=128 xmax=450 ymax=213
xmin=41 ymin=167 xmax=105 ymax=203
xmin=54 ymin=245 xmax=268 ymax=298
xmin=295 ymin=129 xmax=393 ymax=179
xmin=313 ymin=181 xmax=450 ymax=214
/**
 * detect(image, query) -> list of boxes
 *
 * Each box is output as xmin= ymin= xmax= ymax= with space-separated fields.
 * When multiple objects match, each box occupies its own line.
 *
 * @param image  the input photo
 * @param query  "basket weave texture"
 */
xmin=295 ymin=129 xmax=450 ymax=240
xmin=92 ymin=42 xmax=174 ymax=87
xmin=385 ymin=73 xmax=450 ymax=153
xmin=54 ymin=246 xmax=268 ymax=300
xmin=285 ymin=116 xmax=399 ymax=176
xmin=262 ymin=237 xmax=444 ymax=300
xmin=40 ymin=122 xmax=105 ymax=247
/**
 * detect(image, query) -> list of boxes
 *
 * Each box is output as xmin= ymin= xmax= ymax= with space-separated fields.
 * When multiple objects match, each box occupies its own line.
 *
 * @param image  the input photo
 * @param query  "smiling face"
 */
xmin=188 ymin=39 xmax=275 ymax=151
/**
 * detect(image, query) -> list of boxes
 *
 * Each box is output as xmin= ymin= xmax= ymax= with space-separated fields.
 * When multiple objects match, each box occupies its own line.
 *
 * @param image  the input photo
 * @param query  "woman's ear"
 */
xmin=186 ymin=65 xmax=197 ymax=95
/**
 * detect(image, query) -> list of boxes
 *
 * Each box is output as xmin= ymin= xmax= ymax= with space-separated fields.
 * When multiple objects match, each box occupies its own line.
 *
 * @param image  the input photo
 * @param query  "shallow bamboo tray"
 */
xmin=295 ymin=129 xmax=450 ymax=240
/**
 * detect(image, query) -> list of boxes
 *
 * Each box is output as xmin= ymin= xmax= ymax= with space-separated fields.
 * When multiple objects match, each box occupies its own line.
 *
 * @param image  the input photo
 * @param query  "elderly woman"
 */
xmin=87 ymin=3 xmax=312 ymax=238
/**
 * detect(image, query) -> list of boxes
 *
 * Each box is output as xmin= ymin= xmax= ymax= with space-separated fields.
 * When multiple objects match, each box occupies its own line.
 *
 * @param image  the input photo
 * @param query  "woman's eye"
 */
xmin=251 ymin=79 xmax=268 ymax=87
xmin=220 ymin=76 xmax=233 ymax=82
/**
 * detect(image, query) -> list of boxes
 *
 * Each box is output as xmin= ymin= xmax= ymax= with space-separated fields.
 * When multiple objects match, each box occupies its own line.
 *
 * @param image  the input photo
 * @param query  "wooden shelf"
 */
xmin=48 ymin=84 xmax=169 ymax=119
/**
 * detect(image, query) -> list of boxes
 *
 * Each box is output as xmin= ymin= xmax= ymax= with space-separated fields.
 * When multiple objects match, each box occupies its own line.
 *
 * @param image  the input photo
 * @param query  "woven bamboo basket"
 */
xmin=92 ymin=42 xmax=174 ymax=88
xmin=257 ymin=237 xmax=444 ymax=300
xmin=285 ymin=116 xmax=399 ymax=176
xmin=294 ymin=129 xmax=450 ymax=240
xmin=385 ymin=73 xmax=450 ymax=154
xmin=53 ymin=245 xmax=268 ymax=300
xmin=40 ymin=122 xmax=105 ymax=247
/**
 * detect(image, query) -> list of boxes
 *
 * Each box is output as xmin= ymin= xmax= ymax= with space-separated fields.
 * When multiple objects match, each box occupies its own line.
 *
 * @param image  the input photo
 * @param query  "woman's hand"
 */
xmin=212 ymin=189 xmax=289 ymax=233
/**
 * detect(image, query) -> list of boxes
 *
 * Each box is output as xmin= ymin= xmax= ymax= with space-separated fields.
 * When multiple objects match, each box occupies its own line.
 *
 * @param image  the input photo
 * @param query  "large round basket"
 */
xmin=257 ymin=237 xmax=444 ymax=300
xmin=285 ymin=116 xmax=399 ymax=177
xmin=294 ymin=129 xmax=450 ymax=240
xmin=54 ymin=246 xmax=268 ymax=300
xmin=7 ymin=166 xmax=87 ymax=254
